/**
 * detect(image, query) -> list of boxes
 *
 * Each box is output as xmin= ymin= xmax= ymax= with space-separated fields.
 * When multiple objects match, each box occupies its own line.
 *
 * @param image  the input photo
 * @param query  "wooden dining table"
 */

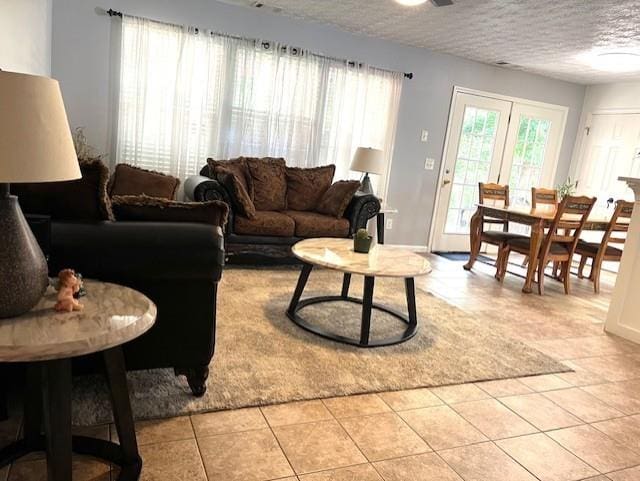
xmin=463 ymin=203 xmax=614 ymax=293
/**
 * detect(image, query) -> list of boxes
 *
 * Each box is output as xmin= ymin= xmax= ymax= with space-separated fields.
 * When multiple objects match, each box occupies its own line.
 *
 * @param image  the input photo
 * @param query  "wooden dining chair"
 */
xmin=476 ymin=183 xmax=526 ymax=269
xmin=531 ymin=187 xmax=559 ymax=208
xmin=576 ymin=200 xmax=633 ymax=293
xmin=497 ymin=195 xmax=597 ymax=295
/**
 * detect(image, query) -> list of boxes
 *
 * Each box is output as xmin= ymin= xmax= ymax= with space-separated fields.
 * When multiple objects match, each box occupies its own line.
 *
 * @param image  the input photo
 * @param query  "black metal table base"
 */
xmin=286 ymin=264 xmax=419 ymax=347
xmin=0 ymin=347 xmax=141 ymax=481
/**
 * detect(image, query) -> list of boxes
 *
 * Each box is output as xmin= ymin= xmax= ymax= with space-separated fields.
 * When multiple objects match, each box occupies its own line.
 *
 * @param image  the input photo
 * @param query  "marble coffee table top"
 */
xmin=0 ymin=280 xmax=156 ymax=362
xmin=292 ymin=238 xmax=432 ymax=278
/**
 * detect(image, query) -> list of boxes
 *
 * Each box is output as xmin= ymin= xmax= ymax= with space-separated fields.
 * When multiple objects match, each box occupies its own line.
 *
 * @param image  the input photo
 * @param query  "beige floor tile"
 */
xmin=592 ymin=415 xmax=640 ymax=452
xmin=261 ymin=400 xmax=333 ymax=427
xmin=439 ymin=442 xmax=538 ymax=481
xmin=273 ymin=419 xmax=366 ymax=474
xmin=113 ymin=416 xmax=193 ymax=446
xmin=499 ymin=393 xmax=583 ymax=431
xmin=298 ymin=463 xmax=382 ymax=480
xmin=7 ymin=458 xmax=110 ymax=481
xmin=570 ymin=356 xmax=640 ymax=383
xmin=378 ymin=388 xmax=442 ymax=411
xmin=547 ymin=425 xmax=640 ymax=473
xmin=139 ymin=438 xmax=206 ymax=481
xmin=497 ymin=433 xmax=598 ymax=481
xmin=518 ymin=374 xmax=573 ymax=392
xmin=557 ymin=361 xmax=607 ymax=387
xmin=431 ymin=383 xmax=490 ymax=404
xmin=581 ymin=476 xmax=612 ymax=481
xmin=339 ymin=412 xmax=430 ymax=461
xmin=191 ymin=407 xmax=267 ymax=437
xmin=583 ymin=382 xmax=640 ymax=415
xmin=198 ymin=428 xmax=293 ymax=481
xmin=608 ymin=466 xmax=640 ymax=480
xmin=373 ymin=452 xmax=463 ymax=481
xmin=542 ymin=388 xmax=624 ymax=423
xmin=475 ymin=379 xmax=533 ymax=397
xmin=322 ymin=394 xmax=391 ymax=419
xmin=452 ymin=398 xmax=538 ymax=440
xmin=398 ymin=405 xmax=487 ymax=450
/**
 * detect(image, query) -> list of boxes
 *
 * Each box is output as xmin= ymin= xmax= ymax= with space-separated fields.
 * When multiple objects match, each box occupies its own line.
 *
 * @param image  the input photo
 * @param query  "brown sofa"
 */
xmin=184 ymin=157 xmax=380 ymax=262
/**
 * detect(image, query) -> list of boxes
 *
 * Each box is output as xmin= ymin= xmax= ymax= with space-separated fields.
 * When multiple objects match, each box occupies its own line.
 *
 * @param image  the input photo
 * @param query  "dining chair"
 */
xmin=477 ymin=183 xmax=526 ymax=271
xmin=497 ymin=195 xmax=597 ymax=295
xmin=531 ymin=187 xmax=559 ymax=208
xmin=575 ymin=200 xmax=633 ymax=293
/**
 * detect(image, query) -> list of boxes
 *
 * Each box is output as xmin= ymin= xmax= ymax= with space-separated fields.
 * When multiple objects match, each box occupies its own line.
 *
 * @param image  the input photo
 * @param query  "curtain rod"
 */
xmin=106 ymin=9 xmax=414 ymax=80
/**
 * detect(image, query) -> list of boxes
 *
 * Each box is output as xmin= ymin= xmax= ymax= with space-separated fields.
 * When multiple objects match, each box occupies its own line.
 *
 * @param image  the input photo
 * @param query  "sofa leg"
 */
xmin=174 ymin=366 xmax=209 ymax=397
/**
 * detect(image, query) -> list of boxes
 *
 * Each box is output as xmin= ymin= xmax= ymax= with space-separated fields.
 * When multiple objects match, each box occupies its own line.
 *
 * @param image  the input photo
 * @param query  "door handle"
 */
xmin=442 ymin=179 xmax=451 ymax=186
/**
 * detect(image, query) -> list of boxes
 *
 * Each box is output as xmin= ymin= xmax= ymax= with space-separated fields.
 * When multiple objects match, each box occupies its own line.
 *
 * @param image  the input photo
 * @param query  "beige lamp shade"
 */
xmin=0 ymin=71 xmax=80 ymax=183
xmin=350 ymin=147 xmax=384 ymax=175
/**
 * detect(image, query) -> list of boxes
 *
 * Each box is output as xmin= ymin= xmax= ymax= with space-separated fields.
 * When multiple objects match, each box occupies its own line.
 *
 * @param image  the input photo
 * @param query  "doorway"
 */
xmin=431 ymin=89 xmax=568 ymax=252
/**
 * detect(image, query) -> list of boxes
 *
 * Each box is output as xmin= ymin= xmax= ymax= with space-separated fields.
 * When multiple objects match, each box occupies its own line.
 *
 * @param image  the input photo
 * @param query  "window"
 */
xmin=115 ymin=15 xmax=403 ymax=197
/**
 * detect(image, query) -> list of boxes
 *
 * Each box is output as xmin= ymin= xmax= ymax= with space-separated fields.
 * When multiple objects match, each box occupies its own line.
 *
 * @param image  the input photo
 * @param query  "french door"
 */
xmin=431 ymin=91 xmax=566 ymax=252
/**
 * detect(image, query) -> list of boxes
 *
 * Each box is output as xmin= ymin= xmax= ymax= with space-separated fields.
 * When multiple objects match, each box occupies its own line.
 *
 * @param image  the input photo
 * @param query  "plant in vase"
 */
xmin=557 ymin=177 xmax=578 ymax=200
xmin=353 ymin=228 xmax=373 ymax=253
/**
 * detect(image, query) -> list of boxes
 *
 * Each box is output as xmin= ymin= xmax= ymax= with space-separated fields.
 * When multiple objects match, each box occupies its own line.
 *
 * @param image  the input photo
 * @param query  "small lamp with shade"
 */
xmin=350 ymin=147 xmax=384 ymax=195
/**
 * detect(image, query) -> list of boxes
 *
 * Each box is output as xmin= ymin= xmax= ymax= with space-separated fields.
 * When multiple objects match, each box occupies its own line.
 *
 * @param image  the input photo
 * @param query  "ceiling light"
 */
xmin=394 ymin=0 xmax=428 ymax=6
xmin=586 ymin=51 xmax=640 ymax=72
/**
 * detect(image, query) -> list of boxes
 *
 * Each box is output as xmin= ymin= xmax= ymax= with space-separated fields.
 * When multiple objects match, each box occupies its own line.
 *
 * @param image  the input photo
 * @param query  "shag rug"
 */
xmin=72 ymin=267 xmax=569 ymax=425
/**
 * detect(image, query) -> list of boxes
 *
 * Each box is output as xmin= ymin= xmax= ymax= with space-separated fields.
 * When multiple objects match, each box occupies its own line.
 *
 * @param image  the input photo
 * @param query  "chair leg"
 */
xmin=497 ymin=247 xmax=509 ymax=282
xmin=521 ymin=256 xmax=528 ymax=268
xmin=592 ymin=263 xmax=601 ymax=294
xmin=562 ymin=261 xmax=571 ymax=294
xmin=537 ymin=259 xmax=546 ymax=295
xmin=578 ymin=256 xmax=588 ymax=279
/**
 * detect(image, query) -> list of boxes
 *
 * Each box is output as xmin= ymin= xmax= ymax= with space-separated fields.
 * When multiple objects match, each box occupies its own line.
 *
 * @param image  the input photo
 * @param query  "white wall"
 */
xmin=569 ymin=81 xmax=640 ymax=178
xmin=0 ymin=0 xmax=52 ymax=75
xmin=51 ymin=0 xmax=586 ymax=247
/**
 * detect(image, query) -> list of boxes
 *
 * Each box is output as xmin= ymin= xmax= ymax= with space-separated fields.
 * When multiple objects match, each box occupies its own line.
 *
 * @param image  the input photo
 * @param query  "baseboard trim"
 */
xmin=384 ymin=244 xmax=429 ymax=252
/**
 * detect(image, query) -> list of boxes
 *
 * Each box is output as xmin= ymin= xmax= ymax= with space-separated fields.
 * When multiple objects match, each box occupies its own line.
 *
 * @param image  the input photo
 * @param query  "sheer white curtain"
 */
xmin=115 ymin=15 xmax=403 ymax=196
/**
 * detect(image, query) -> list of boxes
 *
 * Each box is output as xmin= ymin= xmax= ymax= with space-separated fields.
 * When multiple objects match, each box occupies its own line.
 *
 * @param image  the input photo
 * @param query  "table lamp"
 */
xmin=350 ymin=147 xmax=384 ymax=195
xmin=0 ymin=71 xmax=80 ymax=318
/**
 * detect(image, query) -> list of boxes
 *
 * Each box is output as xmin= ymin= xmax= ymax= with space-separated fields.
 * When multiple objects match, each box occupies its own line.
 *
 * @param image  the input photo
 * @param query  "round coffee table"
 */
xmin=0 ymin=280 xmax=156 ymax=481
xmin=287 ymin=238 xmax=431 ymax=347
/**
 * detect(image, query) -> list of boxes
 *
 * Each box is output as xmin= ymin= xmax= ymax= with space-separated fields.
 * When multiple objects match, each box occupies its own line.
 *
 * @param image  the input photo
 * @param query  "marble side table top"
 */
xmin=292 ymin=238 xmax=432 ymax=278
xmin=0 ymin=280 xmax=156 ymax=362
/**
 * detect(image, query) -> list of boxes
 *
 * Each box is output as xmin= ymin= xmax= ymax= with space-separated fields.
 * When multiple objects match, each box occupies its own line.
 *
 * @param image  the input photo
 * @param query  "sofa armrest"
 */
xmin=49 ymin=221 xmax=225 ymax=282
xmin=184 ymin=175 xmax=235 ymax=233
xmin=344 ymin=192 xmax=381 ymax=235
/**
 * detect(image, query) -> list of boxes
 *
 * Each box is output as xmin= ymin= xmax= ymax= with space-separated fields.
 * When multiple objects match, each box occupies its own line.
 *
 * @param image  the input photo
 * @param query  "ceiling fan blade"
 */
xmin=431 ymin=0 xmax=454 ymax=5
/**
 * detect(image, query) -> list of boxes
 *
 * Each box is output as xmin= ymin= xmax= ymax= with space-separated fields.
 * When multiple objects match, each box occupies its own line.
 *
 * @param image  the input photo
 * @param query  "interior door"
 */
xmin=431 ymin=93 xmax=512 ymax=252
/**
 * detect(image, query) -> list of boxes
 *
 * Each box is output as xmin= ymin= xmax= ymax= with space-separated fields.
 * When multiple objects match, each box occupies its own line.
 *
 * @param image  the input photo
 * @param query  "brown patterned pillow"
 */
xmin=286 ymin=165 xmax=335 ymax=211
xmin=207 ymin=158 xmax=256 ymax=219
xmin=246 ymin=157 xmax=287 ymax=211
xmin=109 ymin=164 xmax=180 ymax=200
xmin=11 ymin=157 xmax=114 ymax=221
xmin=112 ymin=194 xmax=229 ymax=230
xmin=316 ymin=180 xmax=361 ymax=218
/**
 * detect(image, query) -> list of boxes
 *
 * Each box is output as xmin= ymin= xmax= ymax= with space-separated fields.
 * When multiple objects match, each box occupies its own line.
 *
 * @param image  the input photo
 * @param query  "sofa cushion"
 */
xmin=109 ymin=164 xmax=180 ymax=200
xmin=11 ymin=158 xmax=114 ymax=221
xmin=285 ymin=210 xmax=350 ymax=238
xmin=235 ymin=211 xmax=295 ymax=237
xmin=285 ymin=165 xmax=335 ymax=211
xmin=207 ymin=158 xmax=254 ymax=197
xmin=246 ymin=157 xmax=287 ymax=211
xmin=215 ymin=168 xmax=256 ymax=219
xmin=316 ymin=180 xmax=361 ymax=218
xmin=112 ymin=194 xmax=229 ymax=229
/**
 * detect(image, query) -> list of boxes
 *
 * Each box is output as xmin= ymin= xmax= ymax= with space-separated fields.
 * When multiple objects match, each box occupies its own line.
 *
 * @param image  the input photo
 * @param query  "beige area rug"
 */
xmin=73 ymin=267 xmax=569 ymax=425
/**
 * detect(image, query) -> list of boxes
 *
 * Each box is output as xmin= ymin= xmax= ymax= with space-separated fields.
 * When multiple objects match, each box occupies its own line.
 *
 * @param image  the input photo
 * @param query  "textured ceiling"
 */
xmin=221 ymin=0 xmax=640 ymax=85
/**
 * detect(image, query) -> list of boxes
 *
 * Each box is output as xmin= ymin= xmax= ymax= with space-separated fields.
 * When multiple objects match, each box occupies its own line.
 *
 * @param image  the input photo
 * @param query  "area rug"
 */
xmin=72 ymin=266 xmax=569 ymax=425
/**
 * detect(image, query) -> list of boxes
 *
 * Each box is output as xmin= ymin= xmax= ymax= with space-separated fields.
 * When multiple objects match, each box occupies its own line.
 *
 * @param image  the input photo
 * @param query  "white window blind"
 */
xmin=115 ymin=15 xmax=403 ymax=197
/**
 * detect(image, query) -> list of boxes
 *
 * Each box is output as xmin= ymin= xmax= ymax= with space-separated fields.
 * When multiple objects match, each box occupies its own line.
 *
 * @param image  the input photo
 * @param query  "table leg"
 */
xmin=523 ymin=219 xmax=544 ymax=294
xmin=405 ymin=278 xmax=417 ymax=328
xmin=287 ymin=263 xmax=313 ymax=315
xmin=377 ymin=213 xmax=385 ymax=244
xmin=360 ymin=276 xmax=375 ymax=346
xmin=341 ymin=273 xmax=351 ymax=298
xmin=104 ymin=347 xmax=142 ymax=475
xmin=24 ymin=365 xmax=42 ymax=450
xmin=463 ymin=207 xmax=483 ymax=271
xmin=42 ymin=359 xmax=72 ymax=481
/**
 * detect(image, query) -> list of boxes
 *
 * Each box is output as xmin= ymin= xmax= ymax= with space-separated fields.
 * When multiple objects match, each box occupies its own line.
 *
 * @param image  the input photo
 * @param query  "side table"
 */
xmin=0 ymin=280 xmax=156 ymax=481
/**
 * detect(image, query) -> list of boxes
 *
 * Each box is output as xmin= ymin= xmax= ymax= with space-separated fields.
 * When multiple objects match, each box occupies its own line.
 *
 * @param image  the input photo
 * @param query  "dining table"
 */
xmin=463 ymin=203 xmax=617 ymax=293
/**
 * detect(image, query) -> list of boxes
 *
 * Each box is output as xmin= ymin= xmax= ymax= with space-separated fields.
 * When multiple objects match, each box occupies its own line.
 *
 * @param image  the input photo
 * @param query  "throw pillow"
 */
xmin=11 ymin=157 xmax=114 ymax=221
xmin=112 ymin=194 xmax=229 ymax=229
xmin=285 ymin=165 xmax=336 ymax=211
xmin=108 ymin=164 xmax=180 ymax=200
xmin=246 ymin=157 xmax=287 ymax=211
xmin=207 ymin=158 xmax=256 ymax=219
xmin=316 ymin=180 xmax=361 ymax=218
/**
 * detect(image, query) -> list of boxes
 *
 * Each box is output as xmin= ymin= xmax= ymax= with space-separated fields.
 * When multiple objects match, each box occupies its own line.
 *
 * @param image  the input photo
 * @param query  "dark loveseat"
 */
xmin=185 ymin=161 xmax=381 ymax=261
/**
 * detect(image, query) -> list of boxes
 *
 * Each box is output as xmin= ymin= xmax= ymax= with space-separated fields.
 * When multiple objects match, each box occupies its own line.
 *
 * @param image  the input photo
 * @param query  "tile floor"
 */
xmin=2 ymin=254 xmax=640 ymax=480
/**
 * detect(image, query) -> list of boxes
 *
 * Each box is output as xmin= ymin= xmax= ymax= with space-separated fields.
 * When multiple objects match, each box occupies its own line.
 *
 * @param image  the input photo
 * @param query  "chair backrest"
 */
xmin=540 ymin=195 xmax=597 ymax=259
xmin=479 ymin=183 xmax=509 ymax=231
xmin=531 ymin=187 xmax=558 ymax=208
xmin=599 ymin=200 xmax=634 ymax=251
